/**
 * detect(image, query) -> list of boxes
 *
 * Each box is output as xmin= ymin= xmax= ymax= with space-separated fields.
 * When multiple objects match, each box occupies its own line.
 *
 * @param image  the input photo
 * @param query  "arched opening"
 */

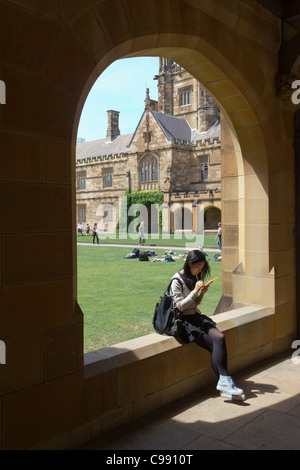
xmin=173 ymin=206 xmax=193 ymax=233
xmin=140 ymin=154 xmax=159 ymax=191
xmin=4 ymin=1 xmax=296 ymax=450
xmin=75 ymin=53 xmax=229 ymax=351
xmin=76 ymin=56 xmax=223 ymax=350
xmin=144 ymin=201 xmax=159 ymax=234
xmin=204 ymin=206 xmax=221 ymax=231
xmin=73 ymin=36 xmax=269 ymax=352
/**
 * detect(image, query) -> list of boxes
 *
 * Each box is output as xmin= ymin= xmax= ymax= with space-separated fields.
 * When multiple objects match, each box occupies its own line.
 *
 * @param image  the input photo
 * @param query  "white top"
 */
xmin=170 ymin=272 xmax=200 ymax=315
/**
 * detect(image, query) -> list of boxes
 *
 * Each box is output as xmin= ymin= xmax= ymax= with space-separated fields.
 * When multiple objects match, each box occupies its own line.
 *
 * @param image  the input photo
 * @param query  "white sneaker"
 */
xmin=217 ymin=375 xmax=244 ymax=396
xmin=220 ymin=391 xmax=246 ymax=401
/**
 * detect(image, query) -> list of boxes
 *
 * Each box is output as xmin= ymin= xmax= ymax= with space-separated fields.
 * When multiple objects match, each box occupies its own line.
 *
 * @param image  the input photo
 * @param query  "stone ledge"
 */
xmin=83 ymin=306 xmax=276 ymax=407
xmin=214 ymin=304 xmax=274 ymax=328
xmin=34 ymin=305 xmax=285 ymax=449
xmin=84 ymin=304 xmax=275 ymax=374
xmin=81 ymin=304 xmax=279 ymax=440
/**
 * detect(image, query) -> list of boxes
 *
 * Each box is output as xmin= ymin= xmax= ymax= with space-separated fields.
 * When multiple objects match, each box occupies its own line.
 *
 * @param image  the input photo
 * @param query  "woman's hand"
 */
xmin=194 ymin=280 xmax=208 ymax=295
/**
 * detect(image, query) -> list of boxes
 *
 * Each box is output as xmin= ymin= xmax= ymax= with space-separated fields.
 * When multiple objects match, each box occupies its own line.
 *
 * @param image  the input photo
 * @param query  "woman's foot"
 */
xmin=217 ymin=375 xmax=244 ymax=395
xmin=219 ymin=391 xmax=246 ymax=401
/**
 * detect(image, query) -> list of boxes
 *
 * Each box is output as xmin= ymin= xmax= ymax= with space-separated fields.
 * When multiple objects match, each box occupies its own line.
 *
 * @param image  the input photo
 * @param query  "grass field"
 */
xmin=78 ymin=244 xmax=222 ymax=352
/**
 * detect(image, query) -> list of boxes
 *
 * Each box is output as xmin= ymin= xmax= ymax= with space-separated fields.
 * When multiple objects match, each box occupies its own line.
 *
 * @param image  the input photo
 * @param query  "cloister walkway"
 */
xmin=81 ymin=351 xmax=300 ymax=451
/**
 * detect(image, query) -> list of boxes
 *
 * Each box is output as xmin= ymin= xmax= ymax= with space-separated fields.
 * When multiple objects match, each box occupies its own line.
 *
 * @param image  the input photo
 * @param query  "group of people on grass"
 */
xmin=77 ymin=223 xmax=99 ymax=244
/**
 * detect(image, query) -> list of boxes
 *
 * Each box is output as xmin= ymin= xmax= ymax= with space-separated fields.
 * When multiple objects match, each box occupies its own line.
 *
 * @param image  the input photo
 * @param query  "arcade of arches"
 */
xmin=0 ymin=0 xmax=299 ymax=449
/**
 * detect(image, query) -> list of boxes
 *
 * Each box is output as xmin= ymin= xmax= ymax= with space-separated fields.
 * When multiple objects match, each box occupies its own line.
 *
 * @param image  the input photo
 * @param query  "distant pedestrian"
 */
xmin=93 ymin=223 xmax=99 ymax=244
xmin=86 ymin=224 xmax=90 ymax=235
xmin=78 ymin=223 xmax=83 ymax=236
xmin=138 ymin=221 xmax=145 ymax=245
xmin=215 ymin=222 xmax=222 ymax=250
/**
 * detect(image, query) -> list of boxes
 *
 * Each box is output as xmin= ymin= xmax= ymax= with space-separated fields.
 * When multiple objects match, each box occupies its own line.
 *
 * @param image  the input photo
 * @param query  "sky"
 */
xmin=77 ymin=57 xmax=160 ymax=143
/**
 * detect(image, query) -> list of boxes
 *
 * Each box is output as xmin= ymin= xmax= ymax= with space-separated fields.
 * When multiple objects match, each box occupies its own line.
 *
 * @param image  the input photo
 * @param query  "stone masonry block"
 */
xmin=42 ymin=138 xmax=71 ymax=184
xmin=2 ymin=373 xmax=83 ymax=450
xmin=0 ymin=333 xmax=42 ymax=395
xmin=0 ymin=279 xmax=76 ymax=337
xmin=0 ymin=181 xmax=72 ymax=234
xmin=0 ymin=130 xmax=41 ymax=182
xmin=43 ymin=323 xmax=83 ymax=381
xmin=2 ymin=232 xmax=73 ymax=286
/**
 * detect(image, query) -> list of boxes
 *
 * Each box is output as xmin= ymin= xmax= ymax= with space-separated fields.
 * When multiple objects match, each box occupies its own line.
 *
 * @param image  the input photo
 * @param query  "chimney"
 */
xmin=106 ymin=110 xmax=120 ymax=141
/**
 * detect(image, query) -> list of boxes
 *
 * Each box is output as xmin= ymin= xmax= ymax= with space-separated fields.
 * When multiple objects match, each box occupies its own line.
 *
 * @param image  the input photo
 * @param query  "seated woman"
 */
xmin=170 ymin=249 xmax=245 ymax=401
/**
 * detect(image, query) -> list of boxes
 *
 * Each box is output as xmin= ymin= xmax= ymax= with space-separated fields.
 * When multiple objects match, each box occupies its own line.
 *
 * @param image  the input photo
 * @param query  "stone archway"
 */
xmin=204 ymin=205 xmax=221 ymax=231
xmin=74 ymin=37 xmax=272 ymax=307
xmin=2 ymin=0 xmax=297 ymax=450
xmin=173 ymin=204 xmax=193 ymax=233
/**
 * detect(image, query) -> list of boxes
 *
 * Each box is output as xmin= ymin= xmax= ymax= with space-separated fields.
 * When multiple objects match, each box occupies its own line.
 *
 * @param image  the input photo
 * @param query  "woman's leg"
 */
xmin=193 ymin=327 xmax=228 ymax=377
xmin=194 ymin=328 xmax=245 ymax=398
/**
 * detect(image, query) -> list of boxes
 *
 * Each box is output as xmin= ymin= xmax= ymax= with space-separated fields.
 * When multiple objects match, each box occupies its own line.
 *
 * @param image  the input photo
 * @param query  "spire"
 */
xmin=144 ymin=88 xmax=151 ymax=108
xmin=144 ymin=88 xmax=158 ymax=111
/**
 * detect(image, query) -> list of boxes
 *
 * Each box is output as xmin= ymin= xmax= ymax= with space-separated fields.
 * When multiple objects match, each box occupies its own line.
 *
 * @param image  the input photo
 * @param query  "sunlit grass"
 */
xmin=77 ymin=245 xmax=222 ymax=352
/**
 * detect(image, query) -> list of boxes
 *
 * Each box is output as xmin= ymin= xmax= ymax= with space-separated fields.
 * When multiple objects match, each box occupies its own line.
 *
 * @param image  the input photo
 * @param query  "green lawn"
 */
xmin=77 ymin=245 xmax=222 ymax=352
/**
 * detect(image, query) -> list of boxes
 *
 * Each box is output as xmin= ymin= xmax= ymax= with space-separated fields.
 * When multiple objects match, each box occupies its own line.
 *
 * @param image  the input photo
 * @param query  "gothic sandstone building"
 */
xmin=76 ymin=58 xmax=222 ymax=236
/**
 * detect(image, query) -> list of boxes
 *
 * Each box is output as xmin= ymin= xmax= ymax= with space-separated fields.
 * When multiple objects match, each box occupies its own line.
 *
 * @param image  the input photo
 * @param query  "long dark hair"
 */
xmin=182 ymin=250 xmax=210 ymax=290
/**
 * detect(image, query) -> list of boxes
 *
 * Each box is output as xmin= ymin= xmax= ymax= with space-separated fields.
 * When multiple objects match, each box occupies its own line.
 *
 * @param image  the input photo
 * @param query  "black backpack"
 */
xmin=153 ymin=277 xmax=183 ymax=336
xmin=124 ymin=253 xmax=137 ymax=259
xmin=139 ymin=251 xmax=149 ymax=261
xmin=132 ymin=248 xmax=140 ymax=257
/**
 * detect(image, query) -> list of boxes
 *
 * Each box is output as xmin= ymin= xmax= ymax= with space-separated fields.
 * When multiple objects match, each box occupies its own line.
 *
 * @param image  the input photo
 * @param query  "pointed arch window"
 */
xmin=179 ymin=87 xmax=191 ymax=106
xmin=77 ymin=171 xmax=86 ymax=190
xmin=200 ymin=162 xmax=208 ymax=180
xmin=140 ymin=154 xmax=159 ymax=190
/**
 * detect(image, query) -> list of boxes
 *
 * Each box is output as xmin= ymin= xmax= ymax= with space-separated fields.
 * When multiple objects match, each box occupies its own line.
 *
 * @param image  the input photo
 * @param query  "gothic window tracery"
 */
xmin=179 ymin=87 xmax=191 ymax=106
xmin=77 ymin=172 xmax=86 ymax=190
xmin=140 ymin=154 xmax=159 ymax=190
xmin=201 ymin=162 xmax=208 ymax=180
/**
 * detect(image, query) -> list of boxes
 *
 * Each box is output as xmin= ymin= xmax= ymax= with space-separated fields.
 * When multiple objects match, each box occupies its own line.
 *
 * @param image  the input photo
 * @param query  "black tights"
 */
xmin=193 ymin=328 xmax=228 ymax=377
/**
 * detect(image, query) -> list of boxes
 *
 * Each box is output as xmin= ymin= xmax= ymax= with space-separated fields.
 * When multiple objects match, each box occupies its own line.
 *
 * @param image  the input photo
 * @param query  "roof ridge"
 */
xmin=151 ymin=109 xmax=190 ymax=122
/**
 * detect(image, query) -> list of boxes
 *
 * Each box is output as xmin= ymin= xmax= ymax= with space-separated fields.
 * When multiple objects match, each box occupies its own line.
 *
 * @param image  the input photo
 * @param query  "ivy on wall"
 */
xmin=117 ymin=189 xmax=164 ymax=234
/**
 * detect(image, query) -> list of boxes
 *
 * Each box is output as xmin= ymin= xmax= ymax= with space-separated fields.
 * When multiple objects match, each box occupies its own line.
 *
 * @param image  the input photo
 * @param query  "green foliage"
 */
xmin=117 ymin=189 xmax=164 ymax=234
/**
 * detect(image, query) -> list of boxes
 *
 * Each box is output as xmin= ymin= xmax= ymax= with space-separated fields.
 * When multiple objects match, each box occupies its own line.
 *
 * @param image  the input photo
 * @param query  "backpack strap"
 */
xmin=166 ymin=275 xmax=183 ymax=294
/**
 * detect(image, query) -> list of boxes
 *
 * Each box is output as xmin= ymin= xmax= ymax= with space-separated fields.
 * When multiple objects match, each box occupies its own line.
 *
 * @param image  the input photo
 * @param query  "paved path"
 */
xmin=82 ymin=351 xmax=300 ymax=450
xmin=77 ymin=242 xmax=218 ymax=252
